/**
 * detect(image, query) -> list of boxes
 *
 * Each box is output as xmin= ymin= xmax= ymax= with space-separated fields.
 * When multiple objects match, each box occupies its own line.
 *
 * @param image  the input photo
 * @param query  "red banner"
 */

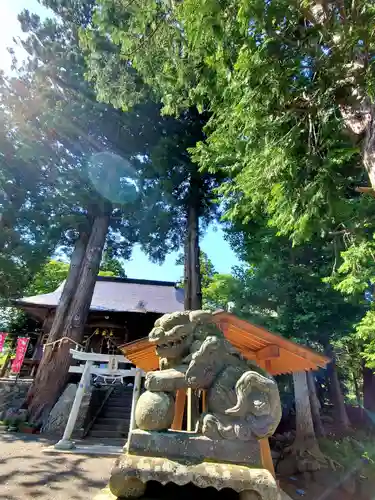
xmin=0 ymin=332 xmax=8 ymax=353
xmin=11 ymin=337 xmax=30 ymax=374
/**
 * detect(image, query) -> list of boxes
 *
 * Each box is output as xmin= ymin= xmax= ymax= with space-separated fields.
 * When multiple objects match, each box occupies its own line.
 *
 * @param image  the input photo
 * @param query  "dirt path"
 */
xmin=0 ymin=433 xmax=114 ymax=500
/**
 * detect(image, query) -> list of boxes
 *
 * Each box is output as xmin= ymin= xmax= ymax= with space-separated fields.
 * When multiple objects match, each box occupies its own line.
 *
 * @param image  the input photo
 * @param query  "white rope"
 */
xmin=92 ymin=373 xmax=134 ymax=385
xmin=93 ymin=373 xmax=125 ymax=385
xmin=43 ymin=337 xmax=85 ymax=350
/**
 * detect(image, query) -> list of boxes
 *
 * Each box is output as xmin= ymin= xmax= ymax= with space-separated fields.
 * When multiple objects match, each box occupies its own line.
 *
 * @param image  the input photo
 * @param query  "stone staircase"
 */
xmin=86 ymin=385 xmax=133 ymax=439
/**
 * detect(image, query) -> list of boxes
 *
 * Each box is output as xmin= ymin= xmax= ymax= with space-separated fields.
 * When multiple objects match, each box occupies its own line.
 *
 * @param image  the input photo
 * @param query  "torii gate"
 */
xmin=55 ymin=349 xmax=143 ymax=450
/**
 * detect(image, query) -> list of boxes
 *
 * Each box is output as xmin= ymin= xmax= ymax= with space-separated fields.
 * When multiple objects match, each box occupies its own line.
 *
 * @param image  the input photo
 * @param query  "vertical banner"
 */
xmin=0 ymin=332 xmax=8 ymax=353
xmin=11 ymin=337 xmax=30 ymax=374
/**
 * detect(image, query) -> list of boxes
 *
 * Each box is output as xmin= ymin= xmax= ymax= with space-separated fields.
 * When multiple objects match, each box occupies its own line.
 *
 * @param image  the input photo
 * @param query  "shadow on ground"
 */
xmin=0 ymin=433 xmax=114 ymax=500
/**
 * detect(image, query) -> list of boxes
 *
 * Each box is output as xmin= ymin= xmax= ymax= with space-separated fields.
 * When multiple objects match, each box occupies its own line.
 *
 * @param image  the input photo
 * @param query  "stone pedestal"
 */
xmin=128 ymin=429 xmax=262 ymax=466
xmin=109 ymin=452 xmax=280 ymax=500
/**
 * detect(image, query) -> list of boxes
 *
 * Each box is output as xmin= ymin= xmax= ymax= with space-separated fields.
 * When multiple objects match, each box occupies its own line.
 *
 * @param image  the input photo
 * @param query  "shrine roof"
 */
xmin=16 ymin=277 xmax=184 ymax=315
xmin=120 ymin=311 xmax=329 ymax=375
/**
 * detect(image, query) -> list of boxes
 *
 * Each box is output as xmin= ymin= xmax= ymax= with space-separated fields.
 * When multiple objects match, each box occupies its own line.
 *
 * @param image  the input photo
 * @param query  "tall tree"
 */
xmin=223 ymin=220 xmax=365 ymax=452
xmin=80 ymin=4 xmax=224 ymax=311
xmin=27 ymin=207 xmax=111 ymax=422
xmin=12 ymin=0 xmax=222 ymax=419
xmin=81 ymin=0 xmax=375 ymax=382
xmin=0 ymin=77 xmax=70 ymax=302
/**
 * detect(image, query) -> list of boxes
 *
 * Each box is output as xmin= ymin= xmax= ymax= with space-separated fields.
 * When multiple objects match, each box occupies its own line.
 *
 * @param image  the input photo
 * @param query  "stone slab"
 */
xmin=43 ymin=443 xmax=122 ymax=456
xmin=128 ymin=429 xmax=261 ymax=466
xmin=111 ymin=453 xmax=280 ymax=500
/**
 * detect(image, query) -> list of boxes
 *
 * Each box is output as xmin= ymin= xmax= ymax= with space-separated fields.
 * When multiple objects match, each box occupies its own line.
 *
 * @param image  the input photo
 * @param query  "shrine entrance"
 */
xmin=54 ymin=349 xmax=144 ymax=450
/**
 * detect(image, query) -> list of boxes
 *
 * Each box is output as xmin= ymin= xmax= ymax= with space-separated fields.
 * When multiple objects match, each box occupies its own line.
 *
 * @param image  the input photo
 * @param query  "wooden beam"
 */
xmin=256 ymin=345 xmax=280 ymax=361
xmin=202 ymin=390 xmax=207 ymax=413
xmin=212 ymin=312 xmax=330 ymax=369
xmin=171 ymin=389 xmax=186 ymax=430
xmin=259 ymin=438 xmax=275 ymax=477
xmin=187 ymin=387 xmax=192 ymax=432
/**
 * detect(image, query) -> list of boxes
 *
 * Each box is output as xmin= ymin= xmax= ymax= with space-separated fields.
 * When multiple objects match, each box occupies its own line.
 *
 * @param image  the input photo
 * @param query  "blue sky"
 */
xmin=0 ymin=0 xmax=241 ymax=282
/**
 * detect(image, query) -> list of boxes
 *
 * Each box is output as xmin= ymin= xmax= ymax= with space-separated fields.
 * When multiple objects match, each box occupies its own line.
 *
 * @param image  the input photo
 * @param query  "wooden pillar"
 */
xmin=172 ymin=389 xmax=186 ymax=430
xmin=202 ymin=390 xmax=207 ymax=412
xmin=187 ymin=387 xmax=192 ymax=431
xmin=259 ymin=438 xmax=275 ymax=477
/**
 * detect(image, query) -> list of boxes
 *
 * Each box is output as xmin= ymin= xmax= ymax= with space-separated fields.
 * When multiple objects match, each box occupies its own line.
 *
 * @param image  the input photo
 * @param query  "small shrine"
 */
xmin=101 ymin=310 xmax=329 ymax=500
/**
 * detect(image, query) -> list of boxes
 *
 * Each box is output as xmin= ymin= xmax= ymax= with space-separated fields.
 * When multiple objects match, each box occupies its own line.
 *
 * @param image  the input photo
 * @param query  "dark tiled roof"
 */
xmin=17 ymin=277 xmax=184 ymax=314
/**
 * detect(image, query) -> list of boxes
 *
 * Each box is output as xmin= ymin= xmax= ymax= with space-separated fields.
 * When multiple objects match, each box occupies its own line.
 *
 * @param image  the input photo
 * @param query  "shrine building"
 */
xmin=14 ymin=276 xmax=184 ymax=376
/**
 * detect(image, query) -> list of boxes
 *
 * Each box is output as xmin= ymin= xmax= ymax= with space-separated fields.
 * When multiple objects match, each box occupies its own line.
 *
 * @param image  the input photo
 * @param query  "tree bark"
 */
xmin=26 ymin=230 xmax=89 ymax=405
xmin=292 ymin=371 xmax=325 ymax=472
xmin=293 ymin=371 xmax=317 ymax=447
xmin=326 ymin=346 xmax=351 ymax=432
xmin=363 ymin=363 xmax=375 ymax=412
xmin=352 ymin=370 xmax=361 ymax=408
xmin=307 ymin=371 xmax=325 ymax=438
xmin=27 ymin=213 xmax=110 ymax=423
xmin=46 ymin=230 xmax=90 ymax=345
xmin=184 ymin=179 xmax=202 ymax=311
xmin=184 ymin=219 xmax=191 ymax=310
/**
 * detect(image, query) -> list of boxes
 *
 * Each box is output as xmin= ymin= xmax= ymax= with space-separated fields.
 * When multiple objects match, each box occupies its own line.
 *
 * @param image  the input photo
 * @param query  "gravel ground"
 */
xmin=0 ymin=433 xmax=114 ymax=500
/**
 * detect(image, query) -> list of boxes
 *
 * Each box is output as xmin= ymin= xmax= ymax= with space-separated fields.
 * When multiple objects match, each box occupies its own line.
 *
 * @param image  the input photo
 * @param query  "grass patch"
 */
xmin=319 ymin=433 xmax=375 ymax=479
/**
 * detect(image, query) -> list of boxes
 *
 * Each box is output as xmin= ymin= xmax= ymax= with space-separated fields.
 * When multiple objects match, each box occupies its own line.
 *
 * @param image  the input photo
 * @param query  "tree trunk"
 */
xmin=184 ymin=181 xmax=202 ymax=311
xmin=363 ymin=363 xmax=375 ymax=412
xmin=27 ymin=230 xmax=89 ymax=406
xmin=184 ymin=219 xmax=191 ymax=310
xmin=293 ymin=371 xmax=317 ymax=447
xmin=27 ymin=213 xmax=110 ymax=424
xmin=352 ymin=370 xmax=361 ymax=408
xmin=326 ymin=346 xmax=351 ymax=432
xmin=292 ymin=371 xmax=326 ymax=472
xmin=307 ymin=371 xmax=325 ymax=438
xmin=44 ymin=230 xmax=90 ymax=344
xmin=306 ymin=7 xmax=375 ymax=191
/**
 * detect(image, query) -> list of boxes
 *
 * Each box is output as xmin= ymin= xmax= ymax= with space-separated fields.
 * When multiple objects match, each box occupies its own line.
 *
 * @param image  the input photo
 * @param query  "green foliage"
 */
xmin=82 ymin=0 xmax=375 ymax=239
xmin=24 ymin=256 xmax=126 ymax=297
xmin=203 ymin=273 xmax=242 ymax=311
xmin=100 ymin=250 xmax=126 ymax=278
xmin=0 ymin=0 xmax=221 ymax=312
xmin=319 ymin=435 xmax=375 ymax=479
xmin=25 ymin=260 xmax=70 ymax=297
xmin=34 ymin=0 xmax=222 ymax=269
xmin=82 ymin=0 xmax=375 ymax=370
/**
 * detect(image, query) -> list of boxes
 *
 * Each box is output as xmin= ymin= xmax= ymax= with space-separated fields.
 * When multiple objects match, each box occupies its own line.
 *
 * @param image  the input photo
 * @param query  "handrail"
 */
xmin=82 ymin=386 xmax=114 ymax=437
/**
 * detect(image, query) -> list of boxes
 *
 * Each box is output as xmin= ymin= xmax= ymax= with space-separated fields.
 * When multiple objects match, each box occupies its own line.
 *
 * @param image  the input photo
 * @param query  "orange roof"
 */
xmin=120 ymin=311 xmax=329 ymax=375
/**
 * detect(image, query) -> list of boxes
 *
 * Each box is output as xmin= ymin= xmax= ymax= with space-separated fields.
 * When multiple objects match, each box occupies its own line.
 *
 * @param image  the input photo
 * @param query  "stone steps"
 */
xmin=93 ymin=422 xmax=129 ymax=431
xmin=89 ymin=429 xmax=127 ymax=439
xmin=96 ymin=417 xmax=129 ymax=426
xmin=86 ymin=386 xmax=133 ymax=439
xmin=102 ymin=411 xmax=131 ymax=419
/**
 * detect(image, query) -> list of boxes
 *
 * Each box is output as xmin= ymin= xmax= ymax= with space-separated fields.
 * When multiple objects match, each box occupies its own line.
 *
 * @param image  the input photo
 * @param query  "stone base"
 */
xmin=54 ymin=439 xmax=76 ymax=450
xmin=109 ymin=453 xmax=280 ymax=500
xmin=128 ymin=429 xmax=261 ymax=466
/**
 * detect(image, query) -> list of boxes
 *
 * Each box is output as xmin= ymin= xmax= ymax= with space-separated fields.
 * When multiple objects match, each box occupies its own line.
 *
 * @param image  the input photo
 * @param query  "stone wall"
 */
xmin=42 ymin=383 xmax=93 ymax=436
xmin=0 ymin=379 xmax=31 ymax=419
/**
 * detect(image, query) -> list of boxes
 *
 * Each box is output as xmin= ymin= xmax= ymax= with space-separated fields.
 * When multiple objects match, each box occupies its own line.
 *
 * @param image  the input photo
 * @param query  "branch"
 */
xmin=355 ymin=186 xmax=375 ymax=197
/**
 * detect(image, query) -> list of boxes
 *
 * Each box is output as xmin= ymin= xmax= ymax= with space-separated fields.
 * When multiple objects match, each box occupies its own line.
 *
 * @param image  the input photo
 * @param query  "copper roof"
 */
xmin=16 ymin=277 xmax=184 ymax=315
xmin=120 ymin=311 xmax=329 ymax=375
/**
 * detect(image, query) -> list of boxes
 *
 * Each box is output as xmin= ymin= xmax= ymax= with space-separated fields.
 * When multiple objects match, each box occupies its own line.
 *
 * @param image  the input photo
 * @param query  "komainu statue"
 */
xmin=136 ymin=310 xmax=281 ymax=441
xmin=107 ymin=311 xmax=282 ymax=500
